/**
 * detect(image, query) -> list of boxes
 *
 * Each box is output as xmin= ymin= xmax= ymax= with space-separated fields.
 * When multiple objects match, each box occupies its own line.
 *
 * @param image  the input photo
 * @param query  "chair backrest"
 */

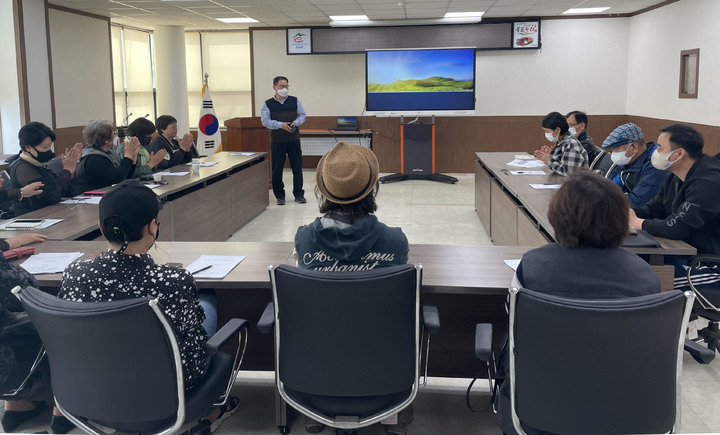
xmin=508 ymin=288 xmax=693 ymax=435
xmin=15 ymin=286 xmax=183 ymax=426
xmin=590 ymin=150 xmax=615 ymax=177
xmin=271 ymin=264 xmax=420 ymax=398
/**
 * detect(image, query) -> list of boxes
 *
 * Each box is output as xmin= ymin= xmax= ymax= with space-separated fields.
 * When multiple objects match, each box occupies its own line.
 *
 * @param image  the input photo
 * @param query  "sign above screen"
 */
xmin=365 ymin=48 xmax=476 ymax=115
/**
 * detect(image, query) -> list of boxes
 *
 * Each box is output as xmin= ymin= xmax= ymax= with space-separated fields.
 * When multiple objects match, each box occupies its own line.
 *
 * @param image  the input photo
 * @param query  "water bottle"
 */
xmin=191 ymin=158 xmax=200 ymax=175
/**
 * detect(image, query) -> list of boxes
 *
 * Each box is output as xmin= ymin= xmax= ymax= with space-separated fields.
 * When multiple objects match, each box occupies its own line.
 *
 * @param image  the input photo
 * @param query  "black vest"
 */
xmin=265 ymin=96 xmax=300 ymax=144
xmin=8 ymin=158 xmax=62 ymax=216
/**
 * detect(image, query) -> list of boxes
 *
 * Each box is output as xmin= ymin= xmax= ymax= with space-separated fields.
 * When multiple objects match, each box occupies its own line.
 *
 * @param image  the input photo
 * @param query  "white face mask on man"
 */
xmin=650 ymin=148 xmax=679 ymax=170
xmin=276 ymin=88 xmax=289 ymax=98
xmin=611 ymin=145 xmax=636 ymax=166
xmin=568 ymin=127 xmax=578 ymax=137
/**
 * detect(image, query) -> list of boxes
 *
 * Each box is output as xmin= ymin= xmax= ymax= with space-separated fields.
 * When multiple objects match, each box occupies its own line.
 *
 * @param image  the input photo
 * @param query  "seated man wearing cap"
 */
xmin=294 ymin=142 xmax=412 ymax=434
xmin=59 ymin=180 xmax=237 ymax=433
xmin=602 ymin=122 xmax=665 ymax=207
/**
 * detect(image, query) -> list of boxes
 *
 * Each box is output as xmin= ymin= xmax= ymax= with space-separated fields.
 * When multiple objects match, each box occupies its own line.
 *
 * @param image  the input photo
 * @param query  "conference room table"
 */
xmin=0 ymin=152 xmax=269 ymax=242
xmin=475 ymin=152 xmax=696 ymax=264
xmin=21 ymin=240 xmax=530 ymax=378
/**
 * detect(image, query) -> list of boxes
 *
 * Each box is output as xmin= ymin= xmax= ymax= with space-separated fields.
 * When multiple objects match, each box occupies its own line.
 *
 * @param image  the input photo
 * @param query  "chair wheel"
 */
xmin=278 ymin=425 xmax=290 ymax=434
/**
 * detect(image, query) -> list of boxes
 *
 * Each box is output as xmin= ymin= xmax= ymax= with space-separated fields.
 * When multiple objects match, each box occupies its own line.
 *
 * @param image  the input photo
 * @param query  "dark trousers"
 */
xmin=271 ymin=140 xmax=304 ymax=200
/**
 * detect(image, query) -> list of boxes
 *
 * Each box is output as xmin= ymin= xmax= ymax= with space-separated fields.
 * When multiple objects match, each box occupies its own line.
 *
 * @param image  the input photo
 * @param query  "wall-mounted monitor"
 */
xmin=365 ymin=47 xmax=476 ymax=115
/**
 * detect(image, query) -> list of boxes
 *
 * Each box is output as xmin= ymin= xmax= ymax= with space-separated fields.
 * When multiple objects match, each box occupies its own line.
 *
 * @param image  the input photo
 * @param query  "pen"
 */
xmin=191 ymin=265 xmax=212 ymax=275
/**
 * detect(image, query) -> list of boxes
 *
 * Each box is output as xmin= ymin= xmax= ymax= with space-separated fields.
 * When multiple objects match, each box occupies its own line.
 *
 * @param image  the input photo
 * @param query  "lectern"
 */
xmin=379 ymin=116 xmax=457 ymax=184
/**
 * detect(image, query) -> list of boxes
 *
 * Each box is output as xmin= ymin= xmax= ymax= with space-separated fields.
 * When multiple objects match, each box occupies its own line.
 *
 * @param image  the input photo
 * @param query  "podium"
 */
xmin=225 ymin=117 xmax=272 ymax=186
xmin=379 ymin=117 xmax=458 ymax=184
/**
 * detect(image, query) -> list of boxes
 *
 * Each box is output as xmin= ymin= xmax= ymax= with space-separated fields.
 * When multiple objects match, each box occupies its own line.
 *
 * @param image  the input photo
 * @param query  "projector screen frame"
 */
xmin=365 ymin=47 xmax=477 ymax=116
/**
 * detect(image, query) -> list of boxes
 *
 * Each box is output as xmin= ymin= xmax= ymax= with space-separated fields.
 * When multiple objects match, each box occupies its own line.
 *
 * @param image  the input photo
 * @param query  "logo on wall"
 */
xmin=287 ymin=28 xmax=312 ymax=54
xmin=513 ymin=21 xmax=540 ymax=49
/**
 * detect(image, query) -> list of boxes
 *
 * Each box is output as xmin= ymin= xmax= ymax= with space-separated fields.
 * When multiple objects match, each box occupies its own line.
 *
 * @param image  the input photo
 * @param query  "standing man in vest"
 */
xmin=261 ymin=76 xmax=306 ymax=205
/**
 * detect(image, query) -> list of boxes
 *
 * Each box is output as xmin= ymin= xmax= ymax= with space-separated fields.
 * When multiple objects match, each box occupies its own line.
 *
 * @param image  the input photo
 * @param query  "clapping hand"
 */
xmin=148 ymin=149 xmax=168 ymax=169
xmin=124 ymin=137 xmax=140 ymax=163
xmin=62 ymin=142 xmax=83 ymax=175
xmin=534 ymin=148 xmax=550 ymax=164
xmin=20 ymin=181 xmax=44 ymax=199
xmin=179 ymin=133 xmax=193 ymax=152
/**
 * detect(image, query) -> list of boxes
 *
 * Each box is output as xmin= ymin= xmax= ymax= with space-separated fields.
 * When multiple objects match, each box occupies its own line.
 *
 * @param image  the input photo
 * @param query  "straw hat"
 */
xmin=316 ymin=142 xmax=379 ymax=205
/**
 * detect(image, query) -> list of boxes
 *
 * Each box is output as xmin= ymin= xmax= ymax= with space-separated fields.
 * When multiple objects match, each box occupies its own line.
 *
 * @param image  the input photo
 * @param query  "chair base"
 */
xmin=698 ymin=321 xmax=720 ymax=353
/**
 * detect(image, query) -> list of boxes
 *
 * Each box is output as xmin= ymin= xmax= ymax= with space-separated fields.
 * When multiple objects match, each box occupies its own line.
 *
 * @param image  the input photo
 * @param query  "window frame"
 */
xmin=679 ymin=48 xmax=699 ymax=99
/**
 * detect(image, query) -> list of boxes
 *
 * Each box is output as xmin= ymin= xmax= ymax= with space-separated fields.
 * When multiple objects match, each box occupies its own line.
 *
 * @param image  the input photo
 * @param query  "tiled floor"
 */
xmin=3 ymin=169 xmax=720 ymax=434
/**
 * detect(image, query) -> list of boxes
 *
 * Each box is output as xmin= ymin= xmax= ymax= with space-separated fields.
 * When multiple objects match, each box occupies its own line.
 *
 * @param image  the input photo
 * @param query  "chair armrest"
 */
xmin=204 ymin=318 xmax=250 ymax=357
xmin=422 ymin=305 xmax=440 ymax=334
xmin=257 ymin=302 xmax=275 ymax=334
xmin=684 ymin=338 xmax=716 ymax=364
xmin=475 ymin=323 xmax=493 ymax=361
xmin=0 ymin=313 xmax=32 ymax=338
xmin=688 ymin=255 xmax=720 ymax=269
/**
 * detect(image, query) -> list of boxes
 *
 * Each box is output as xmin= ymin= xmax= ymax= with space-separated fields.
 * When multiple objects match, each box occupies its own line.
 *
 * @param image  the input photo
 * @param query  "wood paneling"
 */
xmin=627 ymin=115 xmax=720 ymax=157
xmin=172 ymin=176 xmax=233 ymax=241
xmin=490 ymin=181 xmax=518 ymax=246
xmin=231 ymin=160 xmax=270 ymax=230
xmin=53 ymin=126 xmax=84 ymax=156
xmin=517 ymin=209 xmax=550 ymax=247
xmin=475 ymin=159 xmax=491 ymax=233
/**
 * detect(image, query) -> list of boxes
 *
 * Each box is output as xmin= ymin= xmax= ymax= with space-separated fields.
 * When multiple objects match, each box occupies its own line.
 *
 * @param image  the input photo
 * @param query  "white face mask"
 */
xmin=276 ymin=88 xmax=289 ymax=98
xmin=610 ymin=145 xmax=636 ymax=166
xmin=568 ymin=127 xmax=578 ymax=137
xmin=650 ymin=148 xmax=678 ymax=170
xmin=544 ymin=132 xmax=557 ymax=143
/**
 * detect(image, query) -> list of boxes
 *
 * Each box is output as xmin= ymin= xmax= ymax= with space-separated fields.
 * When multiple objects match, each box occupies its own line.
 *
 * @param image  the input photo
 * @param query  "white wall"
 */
xmin=23 ymin=0 xmax=53 ymax=126
xmin=0 ymin=1 xmax=21 ymax=153
xmin=252 ymin=18 xmax=630 ymax=117
xmin=48 ymin=8 xmax=114 ymax=127
xmin=476 ymin=18 xmax=629 ymax=116
xmin=253 ymin=30 xmax=366 ymax=116
xmin=627 ymin=0 xmax=720 ymax=126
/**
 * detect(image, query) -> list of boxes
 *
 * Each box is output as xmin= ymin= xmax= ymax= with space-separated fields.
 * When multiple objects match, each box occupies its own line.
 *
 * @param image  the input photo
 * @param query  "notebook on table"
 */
xmin=623 ymin=228 xmax=661 ymax=248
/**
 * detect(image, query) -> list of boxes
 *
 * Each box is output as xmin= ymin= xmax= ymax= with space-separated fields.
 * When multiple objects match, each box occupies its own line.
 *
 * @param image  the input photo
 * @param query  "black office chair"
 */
xmin=258 ymin=264 xmax=439 ymax=434
xmin=476 ymin=288 xmax=694 ymax=435
xmin=0 ymin=313 xmax=45 ymax=401
xmin=11 ymin=285 xmax=250 ymax=435
xmin=590 ymin=150 xmax=615 ymax=177
xmin=685 ymin=255 xmax=720 ymax=357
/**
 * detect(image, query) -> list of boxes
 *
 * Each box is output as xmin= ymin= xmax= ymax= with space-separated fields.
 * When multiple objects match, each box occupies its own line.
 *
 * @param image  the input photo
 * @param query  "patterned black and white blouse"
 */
xmin=59 ymin=249 xmax=209 ymax=390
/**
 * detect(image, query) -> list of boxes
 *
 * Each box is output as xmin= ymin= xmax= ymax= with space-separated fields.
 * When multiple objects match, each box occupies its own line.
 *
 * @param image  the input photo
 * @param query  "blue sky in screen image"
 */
xmin=367 ymin=49 xmax=474 ymax=85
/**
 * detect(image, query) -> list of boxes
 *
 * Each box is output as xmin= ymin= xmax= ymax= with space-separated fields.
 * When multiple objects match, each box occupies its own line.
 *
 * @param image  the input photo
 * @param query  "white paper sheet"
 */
xmin=156 ymin=171 xmax=190 ymax=176
xmin=185 ymin=161 xmax=218 ymax=167
xmin=507 ymin=159 xmax=545 ymax=168
xmin=186 ymin=255 xmax=245 ymax=279
xmin=62 ymin=196 xmax=102 ymax=205
xmin=529 ymin=183 xmax=562 ymax=190
xmin=20 ymin=252 xmax=84 ymax=274
xmin=144 ymin=184 xmax=161 ymax=189
xmin=509 ymin=170 xmax=546 ymax=175
xmin=504 ymin=259 xmax=521 ymax=271
xmin=514 ymin=154 xmax=535 ymax=160
xmin=229 ymin=152 xmax=256 ymax=156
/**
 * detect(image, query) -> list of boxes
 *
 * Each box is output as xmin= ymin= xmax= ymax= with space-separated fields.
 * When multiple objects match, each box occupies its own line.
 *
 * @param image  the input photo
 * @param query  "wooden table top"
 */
xmin=475 ymin=152 xmax=696 ymax=257
xmin=24 ymin=241 xmax=528 ymax=296
xmin=0 ymin=152 xmax=267 ymax=241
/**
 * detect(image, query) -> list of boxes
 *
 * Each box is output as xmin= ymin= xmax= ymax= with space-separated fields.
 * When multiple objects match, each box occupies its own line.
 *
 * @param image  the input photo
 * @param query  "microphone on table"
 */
xmin=121 ymin=112 xmax=133 ymax=126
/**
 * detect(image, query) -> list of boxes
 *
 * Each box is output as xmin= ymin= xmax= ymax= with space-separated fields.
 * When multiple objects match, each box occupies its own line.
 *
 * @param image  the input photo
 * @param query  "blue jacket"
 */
xmin=609 ymin=142 xmax=666 ymax=207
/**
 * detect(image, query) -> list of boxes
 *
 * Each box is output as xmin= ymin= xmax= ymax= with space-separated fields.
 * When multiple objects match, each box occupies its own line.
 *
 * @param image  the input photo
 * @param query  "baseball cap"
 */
xmin=99 ymin=180 xmax=162 ymax=235
xmin=602 ymin=123 xmax=644 ymax=149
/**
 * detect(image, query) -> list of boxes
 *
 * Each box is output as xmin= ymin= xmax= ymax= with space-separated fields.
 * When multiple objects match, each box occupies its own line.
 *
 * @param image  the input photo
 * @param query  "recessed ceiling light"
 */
xmin=444 ymin=12 xmax=484 ymax=18
xmin=329 ymin=15 xmax=369 ymax=21
xmin=216 ymin=17 xmax=258 ymax=23
xmin=562 ymin=7 xmax=611 ymax=14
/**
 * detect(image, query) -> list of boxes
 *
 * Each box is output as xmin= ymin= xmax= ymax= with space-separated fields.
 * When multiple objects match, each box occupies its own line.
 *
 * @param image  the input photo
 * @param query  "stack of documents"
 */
xmin=507 ymin=159 xmax=546 ymax=168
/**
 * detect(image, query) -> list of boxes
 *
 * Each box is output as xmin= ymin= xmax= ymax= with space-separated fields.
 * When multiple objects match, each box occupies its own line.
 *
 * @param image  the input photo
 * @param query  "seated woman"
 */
xmin=73 ymin=120 xmax=139 ymax=195
xmin=146 ymin=115 xmax=198 ymax=171
xmin=1 ymin=237 xmax=74 ymax=434
xmin=7 ymin=122 xmax=82 ymax=215
xmin=116 ymin=118 xmax=167 ymax=179
xmin=294 ymin=142 xmax=411 ymax=435
xmin=495 ymin=170 xmax=661 ymax=435
xmin=533 ymin=111 xmax=588 ymax=177
xmin=59 ymin=180 xmax=235 ymax=432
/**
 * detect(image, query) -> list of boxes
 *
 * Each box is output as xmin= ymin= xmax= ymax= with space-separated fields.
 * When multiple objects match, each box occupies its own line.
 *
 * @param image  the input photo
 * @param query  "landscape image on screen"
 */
xmin=366 ymin=48 xmax=475 ymax=112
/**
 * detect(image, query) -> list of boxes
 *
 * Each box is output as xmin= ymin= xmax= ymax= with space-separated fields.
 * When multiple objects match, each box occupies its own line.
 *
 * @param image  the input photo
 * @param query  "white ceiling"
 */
xmin=47 ymin=0 xmax=672 ymax=31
